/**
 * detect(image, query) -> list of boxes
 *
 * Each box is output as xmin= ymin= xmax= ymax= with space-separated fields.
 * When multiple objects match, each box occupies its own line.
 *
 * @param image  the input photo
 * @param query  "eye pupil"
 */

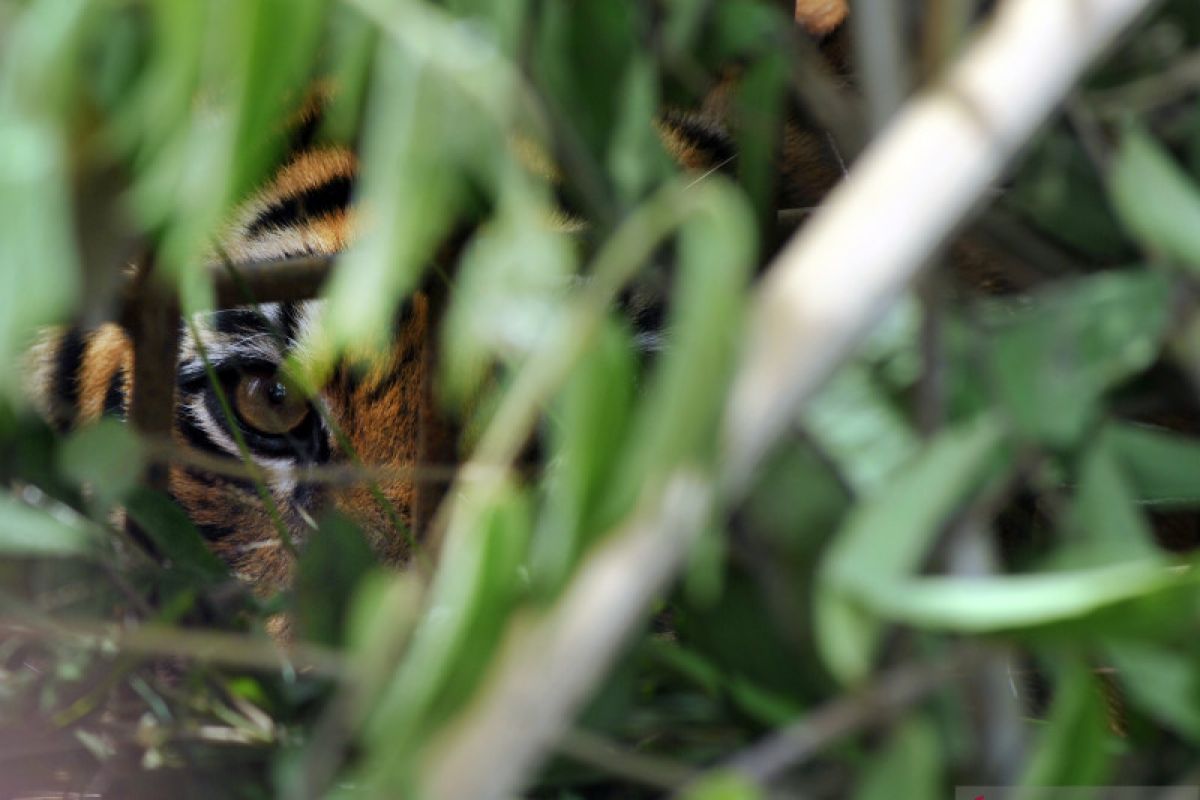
xmin=267 ymin=382 xmax=288 ymax=406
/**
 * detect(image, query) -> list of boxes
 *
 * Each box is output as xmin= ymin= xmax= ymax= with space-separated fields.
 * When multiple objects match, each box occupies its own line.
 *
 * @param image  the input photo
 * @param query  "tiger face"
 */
xmin=29 ymin=145 xmax=441 ymax=591
xmin=26 ymin=72 xmax=849 ymax=593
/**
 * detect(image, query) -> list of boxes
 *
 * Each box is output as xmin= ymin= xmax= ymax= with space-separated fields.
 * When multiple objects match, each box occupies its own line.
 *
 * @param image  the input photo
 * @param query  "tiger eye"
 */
xmin=233 ymin=374 xmax=309 ymax=435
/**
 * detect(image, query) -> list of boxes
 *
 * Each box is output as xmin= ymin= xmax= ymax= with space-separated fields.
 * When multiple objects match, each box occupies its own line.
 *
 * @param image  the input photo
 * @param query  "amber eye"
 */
xmin=232 ymin=373 xmax=310 ymax=435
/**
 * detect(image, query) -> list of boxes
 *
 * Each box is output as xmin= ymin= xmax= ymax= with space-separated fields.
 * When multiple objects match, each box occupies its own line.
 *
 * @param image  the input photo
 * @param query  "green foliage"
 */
xmin=2 ymin=1 xmax=1200 ymax=798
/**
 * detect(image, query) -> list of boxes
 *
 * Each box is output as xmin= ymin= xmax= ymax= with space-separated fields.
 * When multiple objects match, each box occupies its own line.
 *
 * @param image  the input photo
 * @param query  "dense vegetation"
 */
xmin=3 ymin=1 xmax=1200 ymax=798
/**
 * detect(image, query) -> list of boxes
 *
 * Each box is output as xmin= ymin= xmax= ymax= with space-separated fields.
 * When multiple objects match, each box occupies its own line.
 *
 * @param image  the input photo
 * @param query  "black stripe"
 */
xmin=177 ymin=412 xmax=239 ymax=461
xmin=279 ymin=301 xmax=300 ymax=343
xmin=214 ymin=308 xmax=273 ymax=336
xmin=196 ymin=522 xmax=238 ymax=542
xmin=659 ymin=109 xmax=737 ymax=170
xmin=50 ymin=327 xmax=86 ymax=431
xmin=102 ymin=370 xmax=127 ymax=418
xmin=246 ymin=174 xmax=353 ymax=237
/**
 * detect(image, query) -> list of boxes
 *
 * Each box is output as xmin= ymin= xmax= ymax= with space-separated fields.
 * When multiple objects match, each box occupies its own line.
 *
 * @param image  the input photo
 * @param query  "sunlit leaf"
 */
xmin=865 ymin=560 xmax=1186 ymax=632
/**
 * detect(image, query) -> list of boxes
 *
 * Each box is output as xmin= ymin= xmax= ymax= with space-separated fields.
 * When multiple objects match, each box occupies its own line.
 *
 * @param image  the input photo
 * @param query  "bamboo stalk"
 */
xmin=416 ymin=1 xmax=1158 ymax=797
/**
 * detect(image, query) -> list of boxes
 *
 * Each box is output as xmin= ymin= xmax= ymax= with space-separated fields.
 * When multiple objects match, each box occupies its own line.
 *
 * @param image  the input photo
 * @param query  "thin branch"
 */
xmin=555 ymin=728 xmax=698 ymax=792
xmin=0 ymin=617 xmax=346 ymax=678
xmin=703 ymin=646 xmax=984 ymax=787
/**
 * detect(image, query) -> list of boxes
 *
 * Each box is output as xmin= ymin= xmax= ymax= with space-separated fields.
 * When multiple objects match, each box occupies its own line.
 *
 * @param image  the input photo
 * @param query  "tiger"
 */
xmin=22 ymin=71 xmax=850 ymax=598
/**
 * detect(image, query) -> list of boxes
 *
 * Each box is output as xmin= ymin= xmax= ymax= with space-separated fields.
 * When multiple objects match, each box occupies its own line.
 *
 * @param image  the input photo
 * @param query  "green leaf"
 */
xmin=1110 ymin=123 xmax=1200 ymax=274
xmin=295 ymin=512 xmax=378 ymax=646
xmin=987 ymin=272 xmax=1169 ymax=447
xmin=1052 ymin=437 xmax=1161 ymax=569
xmin=1007 ymin=128 xmax=1131 ymax=261
xmin=803 ymin=363 xmax=920 ymax=496
xmin=855 ymin=717 xmax=941 ymax=800
xmin=1104 ymin=640 xmax=1200 ymax=742
xmin=0 ymin=0 xmax=90 ymax=398
xmin=0 ymin=493 xmax=94 ymax=557
xmin=864 ymin=559 xmax=1185 ymax=632
xmin=124 ymin=488 xmax=228 ymax=582
xmin=57 ymin=419 xmax=144 ymax=508
xmin=532 ymin=319 xmax=636 ymax=598
xmin=607 ymin=54 xmax=664 ymax=204
xmin=1105 ymin=422 xmax=1200 ymax=508
xmin=1020 ymin=660 xmax=1111 ymax=788
xmin=366 ymin=481 xmax=531 ymax=753
xmin=442 ymin=191 xmax=578 ymax=406
xmin=608 ymin=179 xmax=754 ymax=506
xmin=816 ymin=414 xmax=1007 ymax=684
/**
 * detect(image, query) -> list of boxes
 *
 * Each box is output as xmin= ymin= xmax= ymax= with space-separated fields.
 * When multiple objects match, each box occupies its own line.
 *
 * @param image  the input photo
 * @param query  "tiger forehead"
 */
xmin=177 ymin=302 xmax=319 ymax=381
xmin=176 ymin=298 xmax=415 ymax=383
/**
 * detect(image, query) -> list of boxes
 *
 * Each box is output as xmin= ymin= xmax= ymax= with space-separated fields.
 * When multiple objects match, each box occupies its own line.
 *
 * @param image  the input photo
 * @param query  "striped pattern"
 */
xmin=25 ymin=85 xmax=846 ymax=592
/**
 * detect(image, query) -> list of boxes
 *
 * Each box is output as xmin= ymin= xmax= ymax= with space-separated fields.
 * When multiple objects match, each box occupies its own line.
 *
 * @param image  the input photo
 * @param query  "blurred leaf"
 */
xmin=608 ymin=54 xmax=664 ymax=204
xmin=662 ymin=0 xmax=709 ymax=59
xmin=676 ymin=572 xmax=810 ymax=724
xmin=855 ymin=717 xmax=941 ymax=800
xmin=121 ymin=0 xmax=329 ymax=312
xmin=1008 ymin=128 xmax=1131 ymax=261
xmin=804 ymin=364 xmax=920 ymax=496
xmin=804 ymin=296 xmax=921 ymax=495
xmin=0 ymin=0 xmax=89 ymax=396
xmin=442 ymin=192 xmax=578 ymax=406
xmin=987 ymin=272 xmax=1169 ymax=447
xmin=733 ymin=50 xmax=787 ymax=224
xmin=124 ymin=488 xmax=228 ymax=583
xmin=1105 ymin=422 xmax=1200 ymax=508
xmin=867 ymin=559 xmax=1185 ymax=632
xmin=0 ymin=493 xmax=94 ymax=556
xmin=709 ymin=0 xmax=780 ymax=61
xmin=366 ymin=482 xmax=530 ymax=760
xmin=681 ymin=771 xmax=763 ymax=800
xmin=1104 ymin=640 xmax=1200 ymax=742
xmin=1052 ymin=437 xmax=1161 ymax=569
xmin=608 ymin=179 xmax=754 ymax=506
xmin=1019 ymin=660 xmax=1111 ymax=788
xmin=533 ymin=1 xmax=637 ymax=168
xmin=1110 ymin=123 xmax=1200 ymax=274
xmin=57 ymin=419 xmax=144 ymax=509
xmin=741 ymin=439 xmax=851 ymax=559
xmin=816 ymin=414 xmax=1007 ymax=684
xmin=295 ymin=512 xmax=377 ymax=646
xmin=319 ymin=6 xmax=376 ymax=143
xmin=532 ymin=319 xmax=636 ymax=598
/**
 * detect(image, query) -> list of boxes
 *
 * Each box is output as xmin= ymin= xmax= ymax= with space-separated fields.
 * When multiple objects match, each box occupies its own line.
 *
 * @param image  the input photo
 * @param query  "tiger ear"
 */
xmin=794 ymin=0 xmax=848 ymax=36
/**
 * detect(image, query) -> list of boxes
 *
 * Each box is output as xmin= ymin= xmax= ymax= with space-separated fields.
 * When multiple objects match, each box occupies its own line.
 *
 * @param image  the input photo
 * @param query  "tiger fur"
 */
xmin=25 ymin=79 xmax=848 ymax=594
